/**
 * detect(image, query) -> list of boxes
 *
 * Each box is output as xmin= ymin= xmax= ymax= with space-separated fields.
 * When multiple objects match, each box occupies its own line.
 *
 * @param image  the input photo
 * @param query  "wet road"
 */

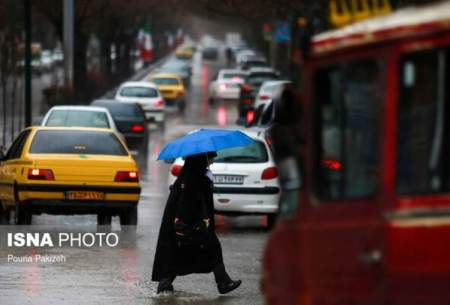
xmin=0 ymin=49 xmax=268 ymax=305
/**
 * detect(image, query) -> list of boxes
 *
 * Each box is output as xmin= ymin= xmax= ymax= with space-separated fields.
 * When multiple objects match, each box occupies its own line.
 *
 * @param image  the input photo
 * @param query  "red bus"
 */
xmin=262 ymin=2 xmax=450 ymax=305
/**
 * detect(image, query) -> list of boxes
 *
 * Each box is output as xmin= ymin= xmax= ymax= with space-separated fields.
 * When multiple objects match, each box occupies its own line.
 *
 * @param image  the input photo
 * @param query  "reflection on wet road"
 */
xmin=0 ymin=49 xmax=267 ymax=305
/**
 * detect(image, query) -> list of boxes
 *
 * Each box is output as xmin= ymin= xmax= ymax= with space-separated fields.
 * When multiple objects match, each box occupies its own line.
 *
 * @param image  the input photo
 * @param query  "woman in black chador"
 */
xmin=152 ymin=152 xmax=241 ymax=294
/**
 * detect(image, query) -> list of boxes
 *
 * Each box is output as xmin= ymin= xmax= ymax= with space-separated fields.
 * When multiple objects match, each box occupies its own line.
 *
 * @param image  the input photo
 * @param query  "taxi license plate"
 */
xmin=66 ymin=191 xmax=105 ymax=200
xmin=214 ymin=175 xmax=244 ymax=185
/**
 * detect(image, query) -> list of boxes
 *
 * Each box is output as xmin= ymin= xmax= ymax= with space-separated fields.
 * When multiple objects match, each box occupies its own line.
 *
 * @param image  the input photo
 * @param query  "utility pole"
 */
xmin=63 ymin=0 xmax=74 ymax=87
xmin=24 ymin=0 xmax=32 ymax=127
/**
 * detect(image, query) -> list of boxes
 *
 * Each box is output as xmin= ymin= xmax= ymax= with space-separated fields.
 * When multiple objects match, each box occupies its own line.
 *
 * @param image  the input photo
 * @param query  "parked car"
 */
xmin=114 ymin=81 xmax=165 ymax=125
xmin=40 ymin=50 xmax=54 ymax=72
xmin=148 ymin=73 xmax=186 ymax=112
xmin=202 ymin=46 xmax=218 ymax=60
xmin=52 ymin=48 xmax=64 ymax=66
xmin=168 ymin=129 xmax=280 ymax=227
xmin=209 ymin=69 xmax=248 ymax=104
xmin=0 ymin=127 xmax=140 ymax=226
xmin=91 ymin=99 xmax=148 ymax=151
xmin=41 ymin=106 xmax=118 ymax=132
xmin=237 ymin=68 xmax=280 ymax=125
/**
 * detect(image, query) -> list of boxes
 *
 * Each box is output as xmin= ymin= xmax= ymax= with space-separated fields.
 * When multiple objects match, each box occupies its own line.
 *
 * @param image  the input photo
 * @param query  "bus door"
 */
xmin=303 ymin=58 xmax=385 ymax=304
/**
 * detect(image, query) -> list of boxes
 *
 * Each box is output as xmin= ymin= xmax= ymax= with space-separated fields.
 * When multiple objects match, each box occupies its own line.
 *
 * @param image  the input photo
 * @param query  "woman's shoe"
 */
xmin=217 ymin=279 xmax=242 ymax=294
xmin=157 ymin=278 xmax=175 ymax=294
xmin=157 ymin=283 xmax=173 ymax=294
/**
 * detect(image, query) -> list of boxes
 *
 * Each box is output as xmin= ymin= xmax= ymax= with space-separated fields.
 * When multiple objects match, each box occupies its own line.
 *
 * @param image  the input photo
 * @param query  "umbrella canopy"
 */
xmin=157 ymin=128 xmax=255 ymax=160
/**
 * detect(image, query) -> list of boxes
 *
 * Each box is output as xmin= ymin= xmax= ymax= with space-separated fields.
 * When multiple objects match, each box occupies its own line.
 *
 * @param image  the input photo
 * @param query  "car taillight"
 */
xmin=243 ymin=98 xmax=253 ymax=105
xmin=115 ymin=171 xmax=139 ymax=182
xmin=28 ymin=169 xmax=55 ymax=180
xmin=259 ymin=95 xmax=270 ymax=100
xmin=321 ymin=159 xmax=342 ymax=171
xmin=241 ymin=84 xmax=253 ymax=92
xmin=155 ymin=99 xmax=164 ymax=107
xmin=246 ymin=110 xmax=255 ymax=124
xmin=177 ymin=91 xmax=184 ymax=97
xmin=171 ymin=164 xmax=183 ymax=176
xmin=219 ymin=84 xmax=227 ymax=91
xmin=131 ymin=124 xmax=145 ymax=132
xmin=261 ymin=167 xmax=278 ymax=180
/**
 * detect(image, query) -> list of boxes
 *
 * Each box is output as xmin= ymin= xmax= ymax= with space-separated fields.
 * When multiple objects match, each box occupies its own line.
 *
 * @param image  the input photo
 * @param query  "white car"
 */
xmin=253 ymin=80 xmax=292 ymax=122
xmin=209 ymin=69 xmax=248 ymax=103
xmin=115 ymin=81 xmax=165 ymax=124
xmin=40 ymin=50 xmax=54 ymax=72
xmin=168 ymin=129 xmax=280 ymax=226
xmin=235 ymin=49 xmax=256 ymax=65
xmin=42 ymin=106 xmax=118 ymax=132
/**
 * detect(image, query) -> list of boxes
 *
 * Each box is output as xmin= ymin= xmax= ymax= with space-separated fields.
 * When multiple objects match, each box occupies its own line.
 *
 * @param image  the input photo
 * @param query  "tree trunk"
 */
xmin=73 ymin=33 xmax=89 ymax=103
xmin=11 ymin=76 xmax=17 ymax=141
xmin=100 ymin=37 xmax=112 ymax=76
xmin=2 ymin=82 xmax=7 ymax=147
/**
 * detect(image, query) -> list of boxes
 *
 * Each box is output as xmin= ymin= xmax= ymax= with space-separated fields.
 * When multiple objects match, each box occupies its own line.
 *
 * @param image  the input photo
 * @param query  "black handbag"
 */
xmin=174 ymin=183 xmax=211 ymax=248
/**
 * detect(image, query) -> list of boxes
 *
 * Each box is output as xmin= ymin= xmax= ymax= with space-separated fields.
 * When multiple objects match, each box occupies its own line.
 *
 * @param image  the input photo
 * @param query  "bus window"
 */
xmin=315 ymin=60 xmax=380 ymax=200
xmin=397 ymin=49 xmax=450 ymax=194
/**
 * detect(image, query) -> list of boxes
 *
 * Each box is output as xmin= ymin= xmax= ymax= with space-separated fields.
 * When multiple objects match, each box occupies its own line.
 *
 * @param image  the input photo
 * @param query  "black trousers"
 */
xmin=212 ymin=262 xmax=232 ymax=284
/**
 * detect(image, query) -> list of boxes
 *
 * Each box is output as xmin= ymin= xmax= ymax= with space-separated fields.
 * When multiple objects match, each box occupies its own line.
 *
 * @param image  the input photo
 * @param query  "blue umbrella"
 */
xmin=157 ymin=128 xmax=255 ymax=160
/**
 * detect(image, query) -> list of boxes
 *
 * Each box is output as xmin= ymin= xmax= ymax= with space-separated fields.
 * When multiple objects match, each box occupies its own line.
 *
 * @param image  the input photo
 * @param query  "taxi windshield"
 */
xmin=29 ymin=130 xmax=128 ymax=156
xmin=151 ymin=78 xmax=180 ymax=85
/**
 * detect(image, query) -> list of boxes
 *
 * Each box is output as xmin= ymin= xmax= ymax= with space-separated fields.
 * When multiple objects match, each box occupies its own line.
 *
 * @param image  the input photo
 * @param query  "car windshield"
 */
xmin=222 ymin=73 xmax=245 ymax=80
xmin=248 ymin=73 xmax=278 ymax=86
xmin=45 ymin=110 xmax=110 ymax=128
xmin=214 ymin=140 xmax=268 ymax=163
xmin=29 ymin=130 xmax=128 ymax=155
xmin=94 ymin=103 xmax=143 ymax=120
xmin=160 ymin=67 xmax=188 ymax=76
xmin=119 ymin=86 xmax=158 ymax=98
xmin=261 ymin=84 xmax=278 ymax=95
xmin=151 ymin=78 xmax=180 ymax=85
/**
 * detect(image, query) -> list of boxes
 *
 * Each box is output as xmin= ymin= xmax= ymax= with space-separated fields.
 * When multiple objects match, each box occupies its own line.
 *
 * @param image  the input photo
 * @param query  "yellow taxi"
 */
xmin=0 ymin=126 xmax=141 ymax=226
xmin=148 ymin=73 xmax=186 ymax=112
xmin=175 ymin=46 xmax=194 ymax=59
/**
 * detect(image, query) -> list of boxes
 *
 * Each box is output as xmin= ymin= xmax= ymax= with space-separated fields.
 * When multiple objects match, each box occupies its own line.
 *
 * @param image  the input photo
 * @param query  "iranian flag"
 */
xmin=138 ymin=20 xmax=153 ymax=62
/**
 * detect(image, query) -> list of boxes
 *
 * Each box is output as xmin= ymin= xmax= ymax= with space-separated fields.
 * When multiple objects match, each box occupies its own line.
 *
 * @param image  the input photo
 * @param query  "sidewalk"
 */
xmin=0 ymin=53 xmax=173 ymax=150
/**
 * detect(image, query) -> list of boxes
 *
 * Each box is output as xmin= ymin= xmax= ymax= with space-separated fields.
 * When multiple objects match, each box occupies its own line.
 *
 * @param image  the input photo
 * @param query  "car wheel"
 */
xmin=97 ymin=213 xmax=112 ymax=226
xmin=120 ymin=206 xmax=138 ymax=228
xmin=159 ymin=120 xmax=166 ymax=131
xmin=0 ymin=203 xmax=11 ymax=224
xmin=15 ymin=202 xmax=32 ymax=225
xmin=267 ymin=214 xmax=277 ymax=229
xmin=177 ymin=100 xmax=186 ymax=114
